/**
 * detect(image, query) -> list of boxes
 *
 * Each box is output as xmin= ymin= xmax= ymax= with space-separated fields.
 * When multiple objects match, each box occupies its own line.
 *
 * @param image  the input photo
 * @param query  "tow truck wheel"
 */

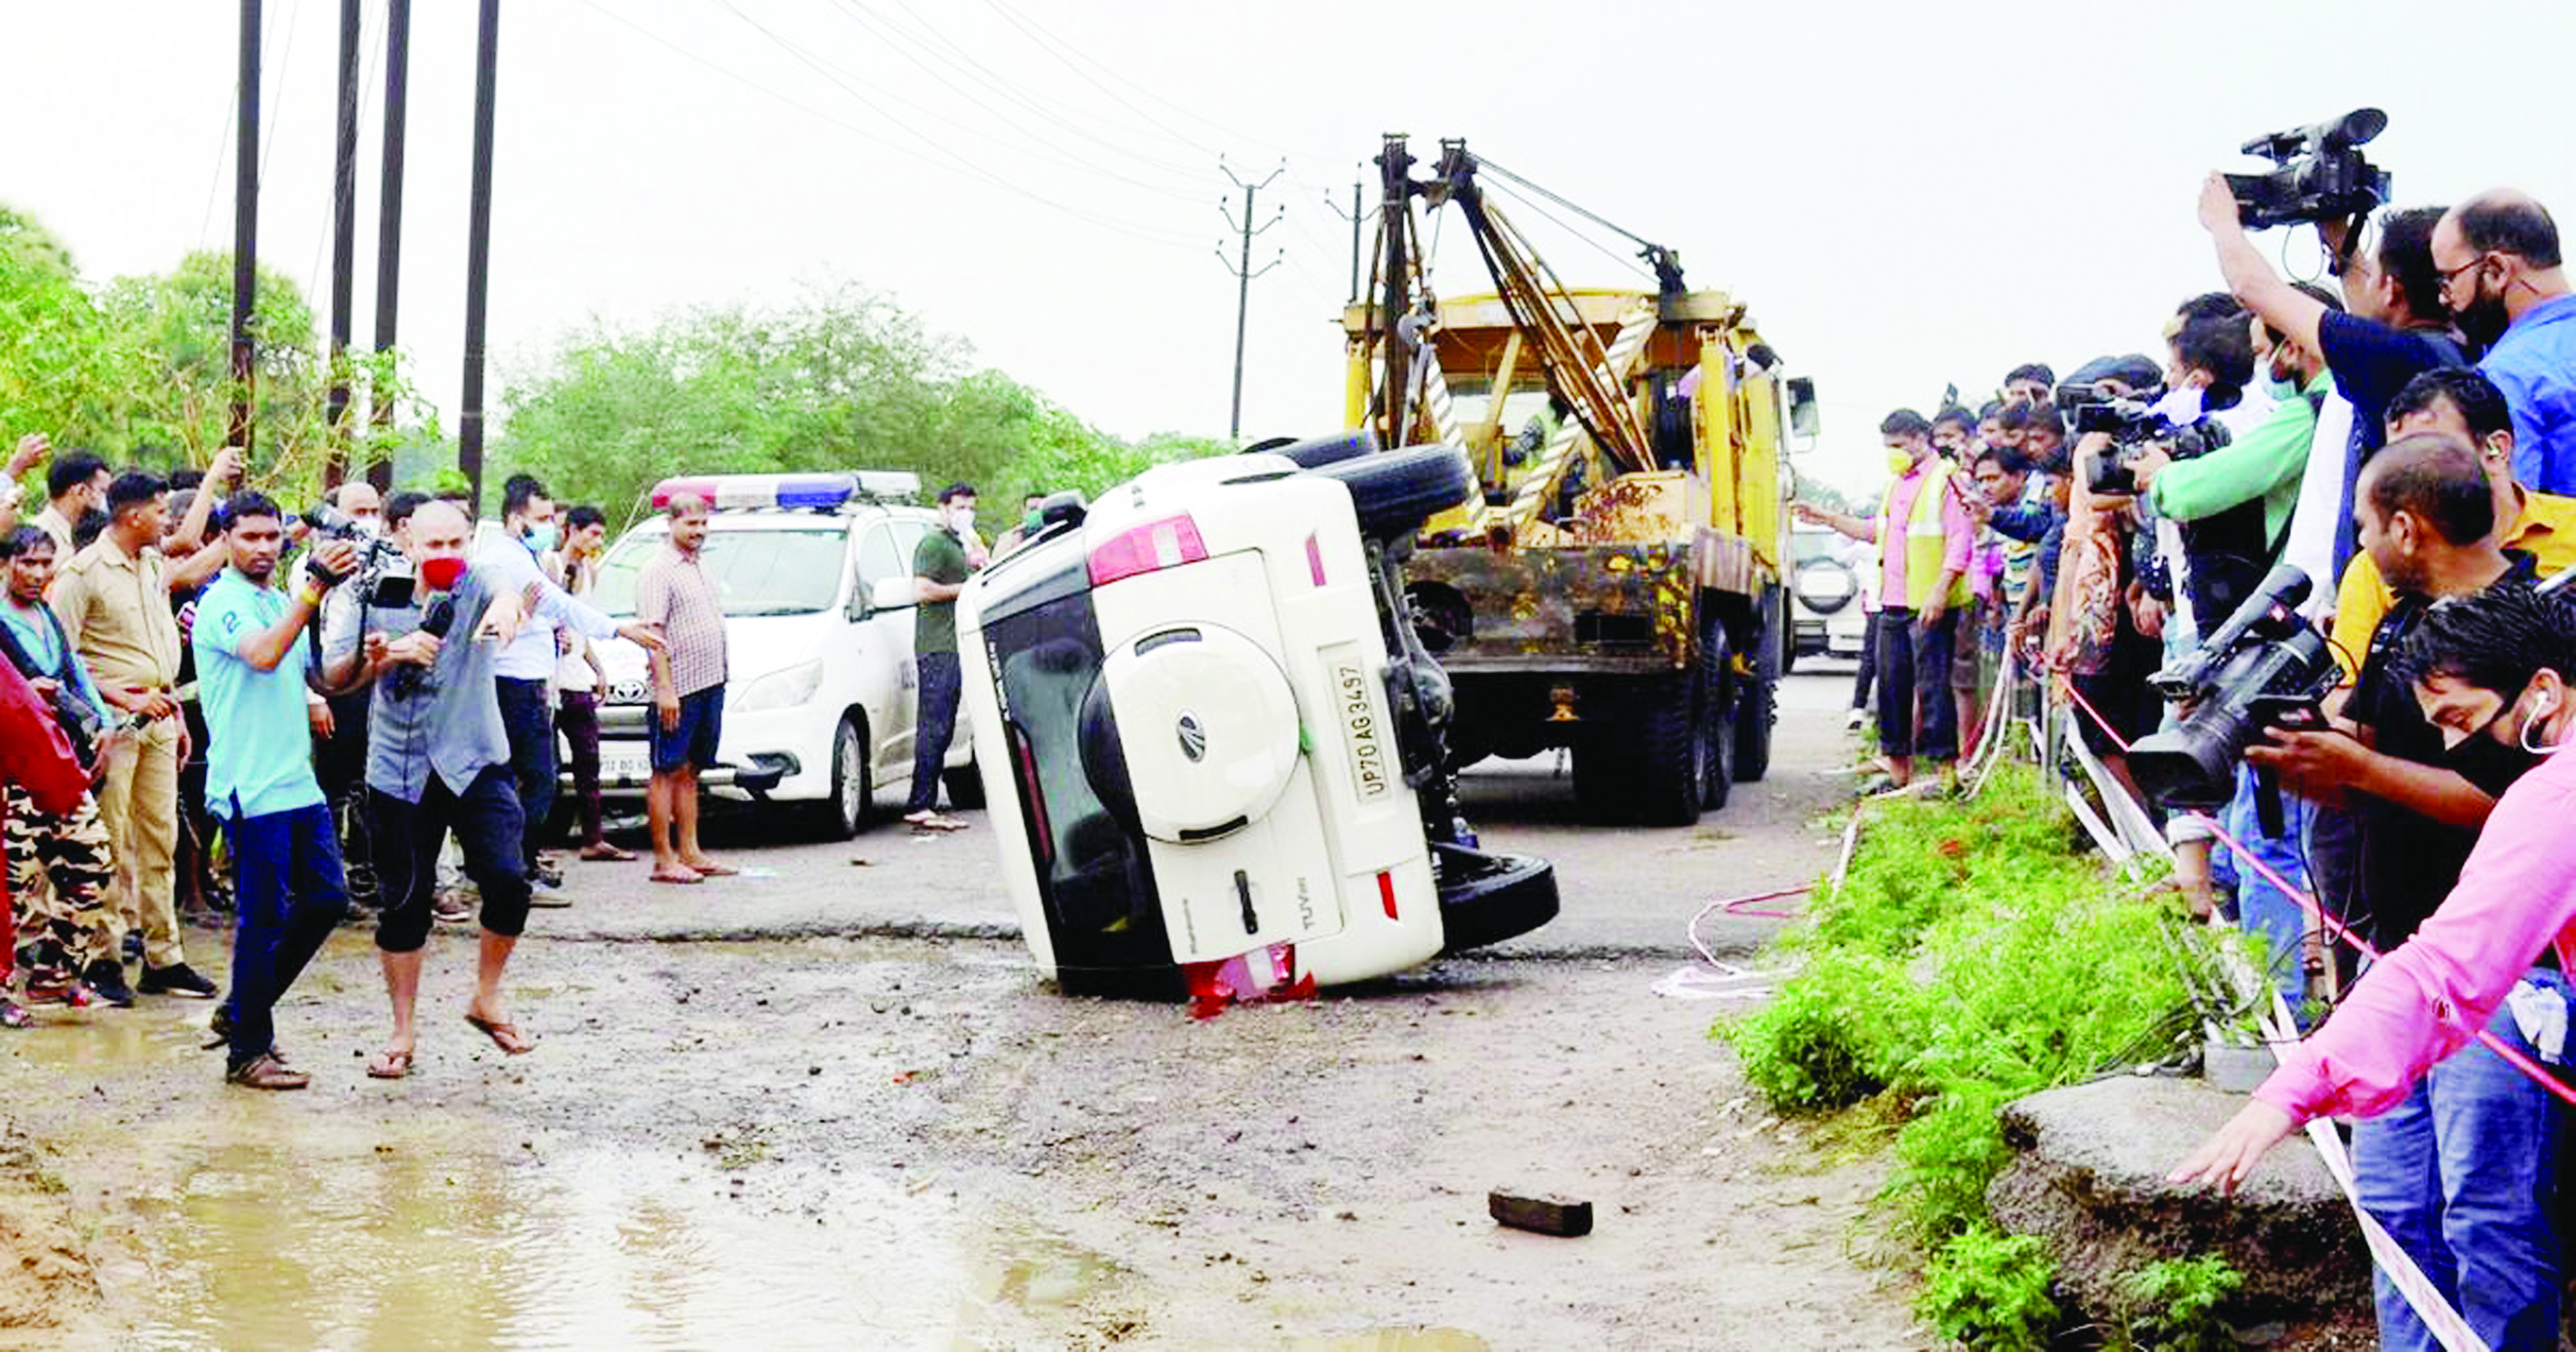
xmin=1733 ymin=603 xmax=1779 ymax=784
xmin=1631 ymin=659 xmax=1710 ymax=827
xmin=1699 ymin=619 xmax=1736 ymax=811
xmin=808 ymin=715 xmax=871 ymax=840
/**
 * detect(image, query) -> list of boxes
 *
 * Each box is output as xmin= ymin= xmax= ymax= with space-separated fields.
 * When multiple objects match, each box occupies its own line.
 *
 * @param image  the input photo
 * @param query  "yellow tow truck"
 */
xmin=1339 ymin=137 xmax=1815 ymax=824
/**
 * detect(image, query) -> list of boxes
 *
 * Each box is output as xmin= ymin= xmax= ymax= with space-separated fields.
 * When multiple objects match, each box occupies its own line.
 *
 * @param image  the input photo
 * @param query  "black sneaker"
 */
xmin=139 ymin=962 xmax=219 ymax=999
xmin=83 ymin=960 xmax=135 ymax=1008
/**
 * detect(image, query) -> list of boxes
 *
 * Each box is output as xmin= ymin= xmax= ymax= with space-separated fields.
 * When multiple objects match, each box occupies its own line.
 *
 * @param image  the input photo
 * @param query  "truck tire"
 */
xmin=1310 ymin=445 xmax=1475 ymax=537
xmin=1632 ymin=661 xmax=1709 ymax=826
xmin=1778 ymin=590 xmax=1798 ymax=675
xmin=1733 ymin=602 xmax=1779 ymax=784
xmin=1698 ymin=617 xmax=1736 ymax=811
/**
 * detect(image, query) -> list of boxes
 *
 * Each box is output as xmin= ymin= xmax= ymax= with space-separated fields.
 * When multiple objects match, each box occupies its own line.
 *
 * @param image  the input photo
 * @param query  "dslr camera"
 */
xmin=2224 ymin=108 xmax=2392 ymax=230
xmin=2127 ymin=566 xmax=2341 ymax=825
xmin=2060 ymin=383 xmax=2232 ymax=496
xmin=300 ymin=503 xmax=414 ymax=607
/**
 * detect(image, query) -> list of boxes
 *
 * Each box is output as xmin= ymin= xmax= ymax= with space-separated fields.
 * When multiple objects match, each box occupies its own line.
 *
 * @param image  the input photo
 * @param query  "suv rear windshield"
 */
xmin=592 ymin=527 xmax=848 ymax=619
xmin=979 ymin=587 xmax=1176 ymax=991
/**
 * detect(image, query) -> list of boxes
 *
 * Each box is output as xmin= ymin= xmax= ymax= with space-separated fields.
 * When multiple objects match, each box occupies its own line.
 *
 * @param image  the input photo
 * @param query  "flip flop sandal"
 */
xmin=650 ymin=870 xmax=703 ymax=885
xmin=464 ymin=1013 xmax=535 ymax=1055
xmin=366 ymin=1048 xmax=414 ymax=1079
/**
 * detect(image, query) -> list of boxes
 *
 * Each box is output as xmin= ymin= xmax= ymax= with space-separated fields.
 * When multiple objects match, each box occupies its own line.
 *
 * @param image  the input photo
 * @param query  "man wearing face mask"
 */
xmin=2175 ymin=582 xmax=2576 ymax=1350
xmin=2436 ymin=192 xmax=2576 ymax=495
xmin=473 ymin=474 xmax=630 ymax=899
xmin=2237 ymin=434 xmax=2558 ymax=1350
xmin=323 ymin=501 xmax=661 ymax=1077
xmin=1794 ymin=411 xmax=1972 ymax=789
xmin=904 ymin=483 xmax=985 ymax=830
xmin=2201 ymin=176 xmax=2465 ymax=592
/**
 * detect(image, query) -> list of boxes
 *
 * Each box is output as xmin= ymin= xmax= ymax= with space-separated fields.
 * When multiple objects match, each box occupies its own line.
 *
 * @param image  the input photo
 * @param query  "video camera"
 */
xmin=300 ymin=503 xmax=414 ymax=607
xmin=2059 ymin=383 xmax=2232 ymax=496
xmin=2128 ymin=566 xmax=2341 ymax=827
xmin=2223 ymin=108 xmax=2392 ymax=231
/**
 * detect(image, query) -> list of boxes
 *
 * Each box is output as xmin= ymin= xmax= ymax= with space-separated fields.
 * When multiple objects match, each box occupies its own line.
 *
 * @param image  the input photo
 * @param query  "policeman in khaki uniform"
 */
xmin=50 ymin=471 xmax=222 ymax=1003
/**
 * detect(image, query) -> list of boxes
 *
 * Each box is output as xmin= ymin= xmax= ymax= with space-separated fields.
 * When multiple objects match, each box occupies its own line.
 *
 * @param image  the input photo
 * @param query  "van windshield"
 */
xmin=591 ymin=528 xmax=848 ymax=618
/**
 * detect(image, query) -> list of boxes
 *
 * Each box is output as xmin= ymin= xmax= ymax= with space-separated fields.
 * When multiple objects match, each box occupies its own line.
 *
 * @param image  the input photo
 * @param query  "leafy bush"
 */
xmin=1919 ymin=1224 xmax=2059 ymax=1351
xmin=2114 ymin=1255 xmax=2243 ymax=1352
xmin=1724 ymin=764 xmax=2200 ymax=1247
xmin=1720 ymin=948 xmax=1922 ymax=1112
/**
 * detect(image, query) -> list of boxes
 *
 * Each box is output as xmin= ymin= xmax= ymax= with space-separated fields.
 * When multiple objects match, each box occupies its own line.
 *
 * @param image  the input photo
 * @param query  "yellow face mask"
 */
xmin=1887 ymin=449 xmax=1917 ymax=476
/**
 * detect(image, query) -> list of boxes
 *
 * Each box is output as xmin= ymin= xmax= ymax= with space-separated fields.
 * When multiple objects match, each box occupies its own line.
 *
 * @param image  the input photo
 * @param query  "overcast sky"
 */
xmin=9 ymin=0 xmax=2575 ymax=497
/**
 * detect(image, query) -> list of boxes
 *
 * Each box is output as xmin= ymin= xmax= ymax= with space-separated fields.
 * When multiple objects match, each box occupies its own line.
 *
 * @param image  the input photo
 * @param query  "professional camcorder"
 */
xmin=2061 ymin=384 xmax=2233 ymax=496
xmin=302 ymin=502 xmax=413 ymax=606
xmin=2128 ymin=566 xmax=2341 ymax=823
xmin=2223 ymin=108 xmax=2392 ymax=230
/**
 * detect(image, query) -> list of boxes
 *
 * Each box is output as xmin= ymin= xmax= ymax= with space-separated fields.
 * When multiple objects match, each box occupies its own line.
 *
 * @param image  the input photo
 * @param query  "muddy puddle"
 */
xmin=84 ymin=1134 xmax=1134 ymax=1350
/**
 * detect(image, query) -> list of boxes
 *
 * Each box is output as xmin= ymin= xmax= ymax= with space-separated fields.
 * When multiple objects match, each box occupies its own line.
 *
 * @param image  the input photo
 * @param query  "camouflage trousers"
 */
xmin=4 ymin=781 xmax=117 ymax=976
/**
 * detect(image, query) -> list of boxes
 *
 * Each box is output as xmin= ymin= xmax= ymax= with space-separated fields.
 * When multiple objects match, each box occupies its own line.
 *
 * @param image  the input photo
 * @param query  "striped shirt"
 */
xmin=634 ymin=543 xmax=727 ymax=698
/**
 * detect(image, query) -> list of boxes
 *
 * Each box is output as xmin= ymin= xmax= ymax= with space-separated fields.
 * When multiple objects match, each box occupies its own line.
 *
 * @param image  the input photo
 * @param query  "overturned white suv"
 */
xmin=955 ymin=434 xmax=1557 ymax=999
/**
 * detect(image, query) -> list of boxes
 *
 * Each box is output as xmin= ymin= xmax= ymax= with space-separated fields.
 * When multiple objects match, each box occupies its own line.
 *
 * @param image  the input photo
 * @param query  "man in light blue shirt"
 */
xmin=475 ymin=475 xmax=633 ymax=895
xmin=2436 ymin=191 xmax=2576 ymax=494
xmin=193 ymin=494 xmax=359 ymax=1090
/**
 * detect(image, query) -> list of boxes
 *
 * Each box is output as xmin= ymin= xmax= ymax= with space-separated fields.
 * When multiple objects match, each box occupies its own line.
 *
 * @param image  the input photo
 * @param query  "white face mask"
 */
xmin=949 ymin=507 xmax=975 ymax=535
xmin=2151 ymin=385 xmax=2205 ymax=426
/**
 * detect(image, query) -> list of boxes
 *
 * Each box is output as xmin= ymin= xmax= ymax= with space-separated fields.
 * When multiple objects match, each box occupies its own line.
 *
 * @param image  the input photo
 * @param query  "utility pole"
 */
xmin=457 ymin=0 xmax=501 ymax=510
xmin=1376 ymin=134 xmax=1413 ymax=453
xmin=228 ymin=0 xmax=261 ymax=459
xmin=1214 ymin=159 xmax=1283 ymax=442
xmin=1323 ymin=166 xmax=1365 ymax=305
xmin=366 ymin=0 xmax=412 ymax=492
xmin=323 ymin=0 xmax=360 ymax=488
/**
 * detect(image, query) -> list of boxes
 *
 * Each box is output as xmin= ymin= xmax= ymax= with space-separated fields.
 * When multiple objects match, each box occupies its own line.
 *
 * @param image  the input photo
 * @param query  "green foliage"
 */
xmin=495 ymin=281 xmax=1216 ymax=526
xmin=1723 ymin=764 xmax=2199 ymax=1248
xmin=1918 ymin=1224 xmax=2059 ymax=1351
xmin=1720 ymin=948 xmax=1922 ymax=1112
xmin=2113 ymin=1255 xmax=2243 ymax=1352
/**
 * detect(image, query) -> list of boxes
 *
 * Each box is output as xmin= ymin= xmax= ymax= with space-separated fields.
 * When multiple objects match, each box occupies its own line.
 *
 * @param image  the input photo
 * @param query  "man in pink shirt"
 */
xmin=1796 ymin=409 xmax=1975 ymax=786
xmin=2175 ymin=584 xmax=2576 ymax=1349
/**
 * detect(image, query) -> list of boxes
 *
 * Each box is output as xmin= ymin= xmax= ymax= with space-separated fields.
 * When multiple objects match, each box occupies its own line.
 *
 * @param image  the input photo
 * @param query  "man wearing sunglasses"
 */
xmin=2433 ymin=193 xmax=2576 ymax=494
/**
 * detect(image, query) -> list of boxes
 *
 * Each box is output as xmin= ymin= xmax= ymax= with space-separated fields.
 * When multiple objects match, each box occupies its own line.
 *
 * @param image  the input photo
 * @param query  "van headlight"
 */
xmin=734 ymin=659 xmax=824 ymax=712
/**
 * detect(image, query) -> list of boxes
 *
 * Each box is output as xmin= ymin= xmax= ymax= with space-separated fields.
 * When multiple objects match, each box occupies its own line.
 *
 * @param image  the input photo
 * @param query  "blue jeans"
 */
xmin=495 ymin=677 xmax=555 ymax=874
xmin=221 ymin=802 xmax=349 ymax=1070
xmin=2221 ymin=764 xmax=2313 ymax=1009
xmin=1871 ymin=608 xmax=1956 ymax=761
xmin=2354 ymin=967 xmax=2568 ymax=1352
xmin=906 ymin=652 xmax=963 ymax=813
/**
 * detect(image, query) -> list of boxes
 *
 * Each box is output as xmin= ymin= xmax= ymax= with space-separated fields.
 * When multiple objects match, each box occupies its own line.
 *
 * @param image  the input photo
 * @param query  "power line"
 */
xmin=980 ymin=0 xmax=1337 ymax=166
xmin=569 ymin=0 xmax=1195 ymax=252
xmin=805 ymin=0 xmax=1211 ymax=204
xmin=702 ymin=0 xmax=1204 ymax=246
xmin=259 ymin=0 xmax=305 ymax=183
xmin=863 ymin=0 xmax=1211 ymax=181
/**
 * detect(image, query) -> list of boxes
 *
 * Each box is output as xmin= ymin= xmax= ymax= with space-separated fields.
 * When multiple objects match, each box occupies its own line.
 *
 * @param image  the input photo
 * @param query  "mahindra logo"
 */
xmin=1176 ymin=712 xmax=1207 ymax=762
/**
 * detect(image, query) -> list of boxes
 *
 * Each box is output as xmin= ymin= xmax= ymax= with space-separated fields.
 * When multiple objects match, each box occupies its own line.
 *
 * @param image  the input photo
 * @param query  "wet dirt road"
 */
xmin=6 ymin=671 xmax=1922 ymax=1350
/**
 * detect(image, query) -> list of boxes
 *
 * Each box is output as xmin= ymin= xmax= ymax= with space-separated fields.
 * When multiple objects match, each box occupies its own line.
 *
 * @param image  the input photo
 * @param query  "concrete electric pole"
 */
xmin=1215 ymin=160 xmax=1284 ymax=442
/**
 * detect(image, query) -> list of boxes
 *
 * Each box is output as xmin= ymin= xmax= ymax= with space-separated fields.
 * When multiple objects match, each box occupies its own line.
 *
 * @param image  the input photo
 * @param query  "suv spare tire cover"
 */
xmin=1099 ymin=623 xmax=1301 ymax=842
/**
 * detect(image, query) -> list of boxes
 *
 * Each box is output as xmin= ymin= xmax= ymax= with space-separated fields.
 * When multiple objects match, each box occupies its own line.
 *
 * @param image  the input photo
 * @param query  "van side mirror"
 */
xmin=870 ymin=576 xmax=917 ymax=614
xmin=1786 ymin=377 xmax=1821 ymax=440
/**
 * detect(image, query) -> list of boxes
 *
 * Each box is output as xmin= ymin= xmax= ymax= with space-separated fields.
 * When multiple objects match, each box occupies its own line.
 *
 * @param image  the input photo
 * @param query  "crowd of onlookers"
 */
xmin=1805 ymin=181 xmax=2576 ymax=1350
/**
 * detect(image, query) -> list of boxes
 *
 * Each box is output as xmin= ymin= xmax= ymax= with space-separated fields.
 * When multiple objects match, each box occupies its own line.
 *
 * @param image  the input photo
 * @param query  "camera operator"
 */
xmin=2236 ymin=433 xmax=2556 ymax=1349
xmin=2127 ymin=289 xmax=2338 ymax=631
xmin=2200 ymin=175 xmax=2464 ymax=587
xmin=317 ymin=501 xmax=655 ymax=1077
xmin=2436 ymin=191 xmax=2576 ymax=495
xmin=2175 ymin=585 xmax=2576 ymax=1351
xmin=1794 ymin=410 xmax=1975 ymax=788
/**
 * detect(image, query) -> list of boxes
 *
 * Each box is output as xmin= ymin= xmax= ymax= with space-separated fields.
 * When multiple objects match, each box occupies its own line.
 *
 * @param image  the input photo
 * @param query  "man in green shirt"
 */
xmin=2132 ymin=289 xmax=2340 ymax=621
xmin=904 ymin=483 xmax=982 ymax=830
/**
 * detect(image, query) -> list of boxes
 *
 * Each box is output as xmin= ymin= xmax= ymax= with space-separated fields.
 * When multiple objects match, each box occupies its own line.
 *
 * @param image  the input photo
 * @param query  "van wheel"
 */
xmin=809 ymin=715 xmax=870 ymax=840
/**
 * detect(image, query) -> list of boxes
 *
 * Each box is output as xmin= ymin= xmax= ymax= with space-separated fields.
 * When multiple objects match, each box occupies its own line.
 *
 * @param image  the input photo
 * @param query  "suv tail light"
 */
xmin=1088 ymin=514 xmax=1208 ymax=586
